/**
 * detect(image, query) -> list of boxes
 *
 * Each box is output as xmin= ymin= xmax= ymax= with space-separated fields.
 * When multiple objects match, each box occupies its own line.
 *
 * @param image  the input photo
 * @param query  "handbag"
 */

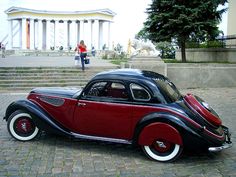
xmin=84 ymin=58 xmax=90 ymax=64
xmin=74 ymin=56 xmax=80 ymax=66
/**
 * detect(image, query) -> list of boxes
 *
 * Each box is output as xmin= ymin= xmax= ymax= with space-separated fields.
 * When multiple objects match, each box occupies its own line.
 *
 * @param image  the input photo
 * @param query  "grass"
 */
xmin=103 ymin=58 xmax=129 ymax=65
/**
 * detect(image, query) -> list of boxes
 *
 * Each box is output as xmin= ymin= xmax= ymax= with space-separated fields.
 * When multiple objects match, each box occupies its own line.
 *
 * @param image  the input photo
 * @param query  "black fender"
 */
xmin=4 ymin=99 xmax=71 ymax=136
xmin=132 ymin=112 xmax=202 ymax=146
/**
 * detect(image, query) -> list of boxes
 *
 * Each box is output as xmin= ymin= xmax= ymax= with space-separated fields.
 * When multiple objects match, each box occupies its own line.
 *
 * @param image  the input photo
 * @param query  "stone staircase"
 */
xmin=0 ymin=66 xmax=118 ymax=92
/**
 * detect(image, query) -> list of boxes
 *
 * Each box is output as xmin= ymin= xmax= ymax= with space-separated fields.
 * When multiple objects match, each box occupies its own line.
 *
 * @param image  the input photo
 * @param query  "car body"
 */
xmin=3 ymin=69 xmax=232 ymax=162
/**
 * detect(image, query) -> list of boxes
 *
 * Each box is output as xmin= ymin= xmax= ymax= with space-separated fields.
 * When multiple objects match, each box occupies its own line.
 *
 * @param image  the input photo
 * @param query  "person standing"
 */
xmin=1 ymin=44 xmax=6 ymax=58
xmin=91 ymin=46 xmax=96 ymax=57
xmin=78 ymin=40 xmax=87 ymax=71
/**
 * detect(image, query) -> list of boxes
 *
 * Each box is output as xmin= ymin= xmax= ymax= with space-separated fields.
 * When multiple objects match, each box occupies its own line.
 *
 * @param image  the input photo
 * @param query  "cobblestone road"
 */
xmin=0 ymin=88 xmax=236 ymax=177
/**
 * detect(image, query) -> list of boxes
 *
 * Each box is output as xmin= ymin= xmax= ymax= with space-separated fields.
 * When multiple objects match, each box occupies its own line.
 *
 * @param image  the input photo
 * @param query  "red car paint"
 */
xmin=28 ymin=94 xmax=78 ymax=131
xmin=4 ymin=69 xmax=232 ymax=162
xmin=184 ymin=94 xmax=222 ymax=126
xmin=138 ymin=122 xmax=183 ymax=146
xmin=74 ymin=100 xmax=133 ymax=139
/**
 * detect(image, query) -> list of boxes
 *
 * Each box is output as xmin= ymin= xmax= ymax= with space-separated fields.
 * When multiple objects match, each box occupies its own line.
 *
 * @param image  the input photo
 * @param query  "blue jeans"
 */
xmin=80 ymin=53 xmax=87 ymax=71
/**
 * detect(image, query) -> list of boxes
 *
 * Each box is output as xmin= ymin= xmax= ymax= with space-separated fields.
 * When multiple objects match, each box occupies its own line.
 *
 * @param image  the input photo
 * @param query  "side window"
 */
xmin=86 ymin=81 xmax=128 ymax=100
xmin=106 ymin=82 xmax=128 ymax=99
xmin=130 ymin=83 xmax=151 ymax=101
xmin=87 ymin=82 xmax=107 ymax=97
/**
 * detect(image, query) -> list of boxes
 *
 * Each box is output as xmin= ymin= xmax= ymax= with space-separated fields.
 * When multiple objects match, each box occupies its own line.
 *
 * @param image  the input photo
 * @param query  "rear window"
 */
xmin=130 ymin=83 xmax=151 ymax=101
xmin=155 ymin=79 xmax=182 ymax=103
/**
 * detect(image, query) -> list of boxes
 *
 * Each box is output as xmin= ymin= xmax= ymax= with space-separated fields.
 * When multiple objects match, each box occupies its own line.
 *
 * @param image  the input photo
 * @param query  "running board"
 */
xmin=71 ymin=132 xmax=132 ymax=144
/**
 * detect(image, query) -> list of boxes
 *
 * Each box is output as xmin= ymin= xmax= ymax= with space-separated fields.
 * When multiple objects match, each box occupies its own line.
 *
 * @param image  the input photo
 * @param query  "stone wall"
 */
xmin=175 ymin=48 xmax=236 ymax=63
xmin=125 ymin=60 xmax=236 ymax=88
xmin=167 ymin=63 xmax=236 ymax=89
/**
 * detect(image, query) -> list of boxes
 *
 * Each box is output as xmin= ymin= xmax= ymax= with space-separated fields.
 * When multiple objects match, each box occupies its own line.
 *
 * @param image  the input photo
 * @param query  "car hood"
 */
xmin=30 ymin=87 xmax=82 ymax=98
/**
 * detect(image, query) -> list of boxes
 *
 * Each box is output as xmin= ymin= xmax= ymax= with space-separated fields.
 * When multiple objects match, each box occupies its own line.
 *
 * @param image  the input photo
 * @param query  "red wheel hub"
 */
xmin=153 ymin=140 xmax=172 ymax=153
xmin=16 ymin=118 xmax=33 ymax=133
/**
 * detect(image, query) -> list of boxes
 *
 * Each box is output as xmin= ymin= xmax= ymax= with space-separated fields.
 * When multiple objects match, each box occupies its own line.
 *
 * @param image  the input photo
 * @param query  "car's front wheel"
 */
xmin=142 ymin=139 xmax=183 ymax=162
xmin=7 ymin=110 xmax=40 ymax=141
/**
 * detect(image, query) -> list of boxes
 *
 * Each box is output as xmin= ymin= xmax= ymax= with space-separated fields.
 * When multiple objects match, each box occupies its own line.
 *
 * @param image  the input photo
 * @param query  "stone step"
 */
xmin=0 ymin=77 xmax=90 ymax=85
xmin=0 ymin=66 xmax=116 ymax=92
xmin=0 ymin=81 xmax=86 ymax=86
xmin=0 ymin=85 xmax=84 ymax=93
xmin=0 ymin=76 xmax=89 ymax=80
xmin=0 ymin=67 xmax=114 ymax=73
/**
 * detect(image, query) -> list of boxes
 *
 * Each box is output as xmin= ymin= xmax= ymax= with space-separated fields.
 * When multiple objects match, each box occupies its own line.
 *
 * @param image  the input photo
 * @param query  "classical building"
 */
xmin=5 ymin=6 xmax=116 ymax=50
xmin=227 ymin=0 xmax=236 ymax=36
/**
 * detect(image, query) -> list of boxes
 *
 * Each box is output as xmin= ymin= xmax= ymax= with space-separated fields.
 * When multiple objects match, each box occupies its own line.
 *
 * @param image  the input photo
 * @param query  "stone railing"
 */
xmin=123 ymin=57 xmax=236 ymax=88
xmin=175 ymin=48 xmax=236 ymax=63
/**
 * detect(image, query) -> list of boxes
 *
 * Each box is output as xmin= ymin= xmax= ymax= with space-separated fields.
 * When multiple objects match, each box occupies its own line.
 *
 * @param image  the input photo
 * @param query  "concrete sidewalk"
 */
xmin=0 ymin=56 xmax=116 ymax=67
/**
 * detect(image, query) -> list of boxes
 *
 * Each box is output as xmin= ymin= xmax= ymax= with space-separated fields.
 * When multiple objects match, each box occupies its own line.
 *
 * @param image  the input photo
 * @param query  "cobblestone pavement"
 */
xmin=0 ymin=88 xmax=236 ymax=177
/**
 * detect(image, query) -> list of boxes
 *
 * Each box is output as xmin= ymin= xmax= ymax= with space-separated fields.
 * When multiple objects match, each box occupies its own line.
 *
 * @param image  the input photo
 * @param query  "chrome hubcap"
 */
xmin=156 ymin=141 xmax=167 ymax=148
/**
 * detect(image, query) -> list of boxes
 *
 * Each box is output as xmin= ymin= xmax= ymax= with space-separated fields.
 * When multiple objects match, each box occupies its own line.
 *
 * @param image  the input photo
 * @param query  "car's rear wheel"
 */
xmin=142 ymin=139 xmax=183 ymax=162
xmin=7 ymin=110 xmax=40 ymax=141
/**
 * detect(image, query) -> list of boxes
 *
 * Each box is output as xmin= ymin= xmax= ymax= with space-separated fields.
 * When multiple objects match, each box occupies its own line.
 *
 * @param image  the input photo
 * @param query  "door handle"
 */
xmin=78 ymin=102 xmax=86 ymax=107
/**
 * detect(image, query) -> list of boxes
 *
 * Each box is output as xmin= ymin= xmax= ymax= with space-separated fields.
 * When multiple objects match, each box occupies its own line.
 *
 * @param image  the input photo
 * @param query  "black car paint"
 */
xmin=3 ymin=69 xmax=229 ymax=150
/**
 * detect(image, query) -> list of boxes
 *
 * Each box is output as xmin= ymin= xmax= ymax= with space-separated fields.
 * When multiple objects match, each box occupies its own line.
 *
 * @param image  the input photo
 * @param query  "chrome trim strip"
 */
xmin=208 ymin=142 xmax=233 ymax=152
xmin=71 ymin=132 xmax=132 ymax=144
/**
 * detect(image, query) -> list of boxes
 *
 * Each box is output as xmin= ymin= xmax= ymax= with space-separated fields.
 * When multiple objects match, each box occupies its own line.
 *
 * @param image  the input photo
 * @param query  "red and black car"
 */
xmin=3 ymin=69 xmax=232 ymax=162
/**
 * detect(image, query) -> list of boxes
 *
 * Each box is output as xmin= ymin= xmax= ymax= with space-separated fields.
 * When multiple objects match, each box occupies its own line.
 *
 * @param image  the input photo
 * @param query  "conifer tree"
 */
xmin=138 ymin=0 xmax=227 ymax=62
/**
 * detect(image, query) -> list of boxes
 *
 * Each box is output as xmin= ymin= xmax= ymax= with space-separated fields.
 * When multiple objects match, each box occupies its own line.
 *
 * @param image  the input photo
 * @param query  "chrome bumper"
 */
xmin=208 ymin=142 xmax=233 ymax=152
xmin=209 ymin=125 xmax=232 ymax=152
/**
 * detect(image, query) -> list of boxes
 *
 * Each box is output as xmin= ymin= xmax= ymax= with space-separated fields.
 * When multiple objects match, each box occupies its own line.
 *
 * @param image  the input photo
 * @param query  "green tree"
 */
xmin=156 ymin=41 xmax=175 ymax=59
xmin=138 ymin=0 xmax=227 ymax=62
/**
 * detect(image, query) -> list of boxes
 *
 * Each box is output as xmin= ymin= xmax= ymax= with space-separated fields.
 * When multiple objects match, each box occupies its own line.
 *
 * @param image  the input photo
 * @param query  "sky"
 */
xmin=1 ymin=0 xmax=228 ymax=49
xmin=5 ymin=0 xmax=152 ymax=48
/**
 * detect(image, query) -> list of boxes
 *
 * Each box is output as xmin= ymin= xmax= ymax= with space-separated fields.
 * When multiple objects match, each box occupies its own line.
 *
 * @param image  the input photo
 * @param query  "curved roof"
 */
xmin=5 ymin=6 xmax=116 ymax=21
xmin=93 ymin=69 xmax=167 ymax=81
xmin=5 ymin=6 xmax=116 ymax=16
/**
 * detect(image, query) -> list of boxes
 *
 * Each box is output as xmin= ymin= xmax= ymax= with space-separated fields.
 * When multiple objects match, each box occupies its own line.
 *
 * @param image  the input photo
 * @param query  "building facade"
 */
xmin=5 ymin=6 xmax=115 ymax=50
xmin=227 ymin=0 xmax=236 ymax=36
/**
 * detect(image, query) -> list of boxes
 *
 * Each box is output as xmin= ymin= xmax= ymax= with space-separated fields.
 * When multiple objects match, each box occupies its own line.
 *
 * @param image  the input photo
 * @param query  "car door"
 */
xmin=73 ymin=81 xmax=133 ymax=140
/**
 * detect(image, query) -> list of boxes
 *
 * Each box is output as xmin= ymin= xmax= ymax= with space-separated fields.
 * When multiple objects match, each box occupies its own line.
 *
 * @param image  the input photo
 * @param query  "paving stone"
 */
xmin=0 ymin=87 xmax=236 ymax=176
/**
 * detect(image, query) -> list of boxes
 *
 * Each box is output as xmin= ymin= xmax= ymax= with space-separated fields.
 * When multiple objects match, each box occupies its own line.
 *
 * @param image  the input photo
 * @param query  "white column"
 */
xmin=99 ymin=21 xmax=104 ymax=50
xmin=38 ymin=19 xmax=43 ymax=50
xmin=46 ymin=20 xmax=51 ymax=50
xmin=87 ymin=20 xmax=92 ymax=50
xmin=8 ymin=20 xmax=13 ymax=49
xmin=21 ymin=18 xmax=27 ymax=49
xmin=79 ymin=20 xmax=84 ymax=42
xmin=92 ymin=19 xmax=99 ymax=50
xmin=107 ymin=21 xmax=111 ymax=50
xmin=55 ymin=20 xmax=60 ymax=49
xmin=29 ymin=19 xmax=35 ymax=50
xmin=64 ymin=20 xmax=68 ymax=49
xmin=70 ymin=20 xmax=77 ymax=48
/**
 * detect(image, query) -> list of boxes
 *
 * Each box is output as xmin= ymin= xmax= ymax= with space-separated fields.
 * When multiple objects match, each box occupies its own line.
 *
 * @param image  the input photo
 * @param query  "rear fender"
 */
xmin=4 ymin=99 xmax=70 ymax=136
xmin=133 ymin=112 xmax=199 ymax=145
xmin=138 ymin=122 xmax=183 ymax=146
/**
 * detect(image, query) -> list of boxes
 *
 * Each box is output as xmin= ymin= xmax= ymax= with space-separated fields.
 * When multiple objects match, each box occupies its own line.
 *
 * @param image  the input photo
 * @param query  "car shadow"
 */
xmin=35 ymin=132 xmax=230 ymax=164
xmin=37 ymin=132 xmax=147 ymax=160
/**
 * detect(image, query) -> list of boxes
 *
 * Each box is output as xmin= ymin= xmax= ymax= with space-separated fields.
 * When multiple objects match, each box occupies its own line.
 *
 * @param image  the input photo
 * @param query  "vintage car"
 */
xmin=3 ymin=69 xmax=232 ymax=162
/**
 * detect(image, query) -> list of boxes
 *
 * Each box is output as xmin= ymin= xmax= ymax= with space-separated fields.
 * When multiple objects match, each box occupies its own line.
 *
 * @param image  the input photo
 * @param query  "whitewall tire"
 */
xmin=142 ymin=140 xmax=183 ymax=162
xmin=7 ymin=110 xmax=40 ymax=141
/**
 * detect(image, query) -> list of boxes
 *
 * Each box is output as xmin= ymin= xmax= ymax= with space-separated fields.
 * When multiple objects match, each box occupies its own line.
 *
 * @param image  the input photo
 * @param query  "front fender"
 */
xmin=4 ymin=99 xmax=71 ymax=136
xmin=133 ymin=112 xmax=199 ymax=145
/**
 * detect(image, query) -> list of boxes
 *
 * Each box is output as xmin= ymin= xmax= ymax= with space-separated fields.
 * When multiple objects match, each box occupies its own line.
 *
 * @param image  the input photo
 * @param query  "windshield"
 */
xmin=154 ymin=78 xmax=182 ymax=103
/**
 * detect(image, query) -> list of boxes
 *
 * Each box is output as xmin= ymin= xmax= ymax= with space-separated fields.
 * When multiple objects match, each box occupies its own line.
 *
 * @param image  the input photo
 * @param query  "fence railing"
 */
xmin=185 ymin=35 xmax=236 ymax=49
